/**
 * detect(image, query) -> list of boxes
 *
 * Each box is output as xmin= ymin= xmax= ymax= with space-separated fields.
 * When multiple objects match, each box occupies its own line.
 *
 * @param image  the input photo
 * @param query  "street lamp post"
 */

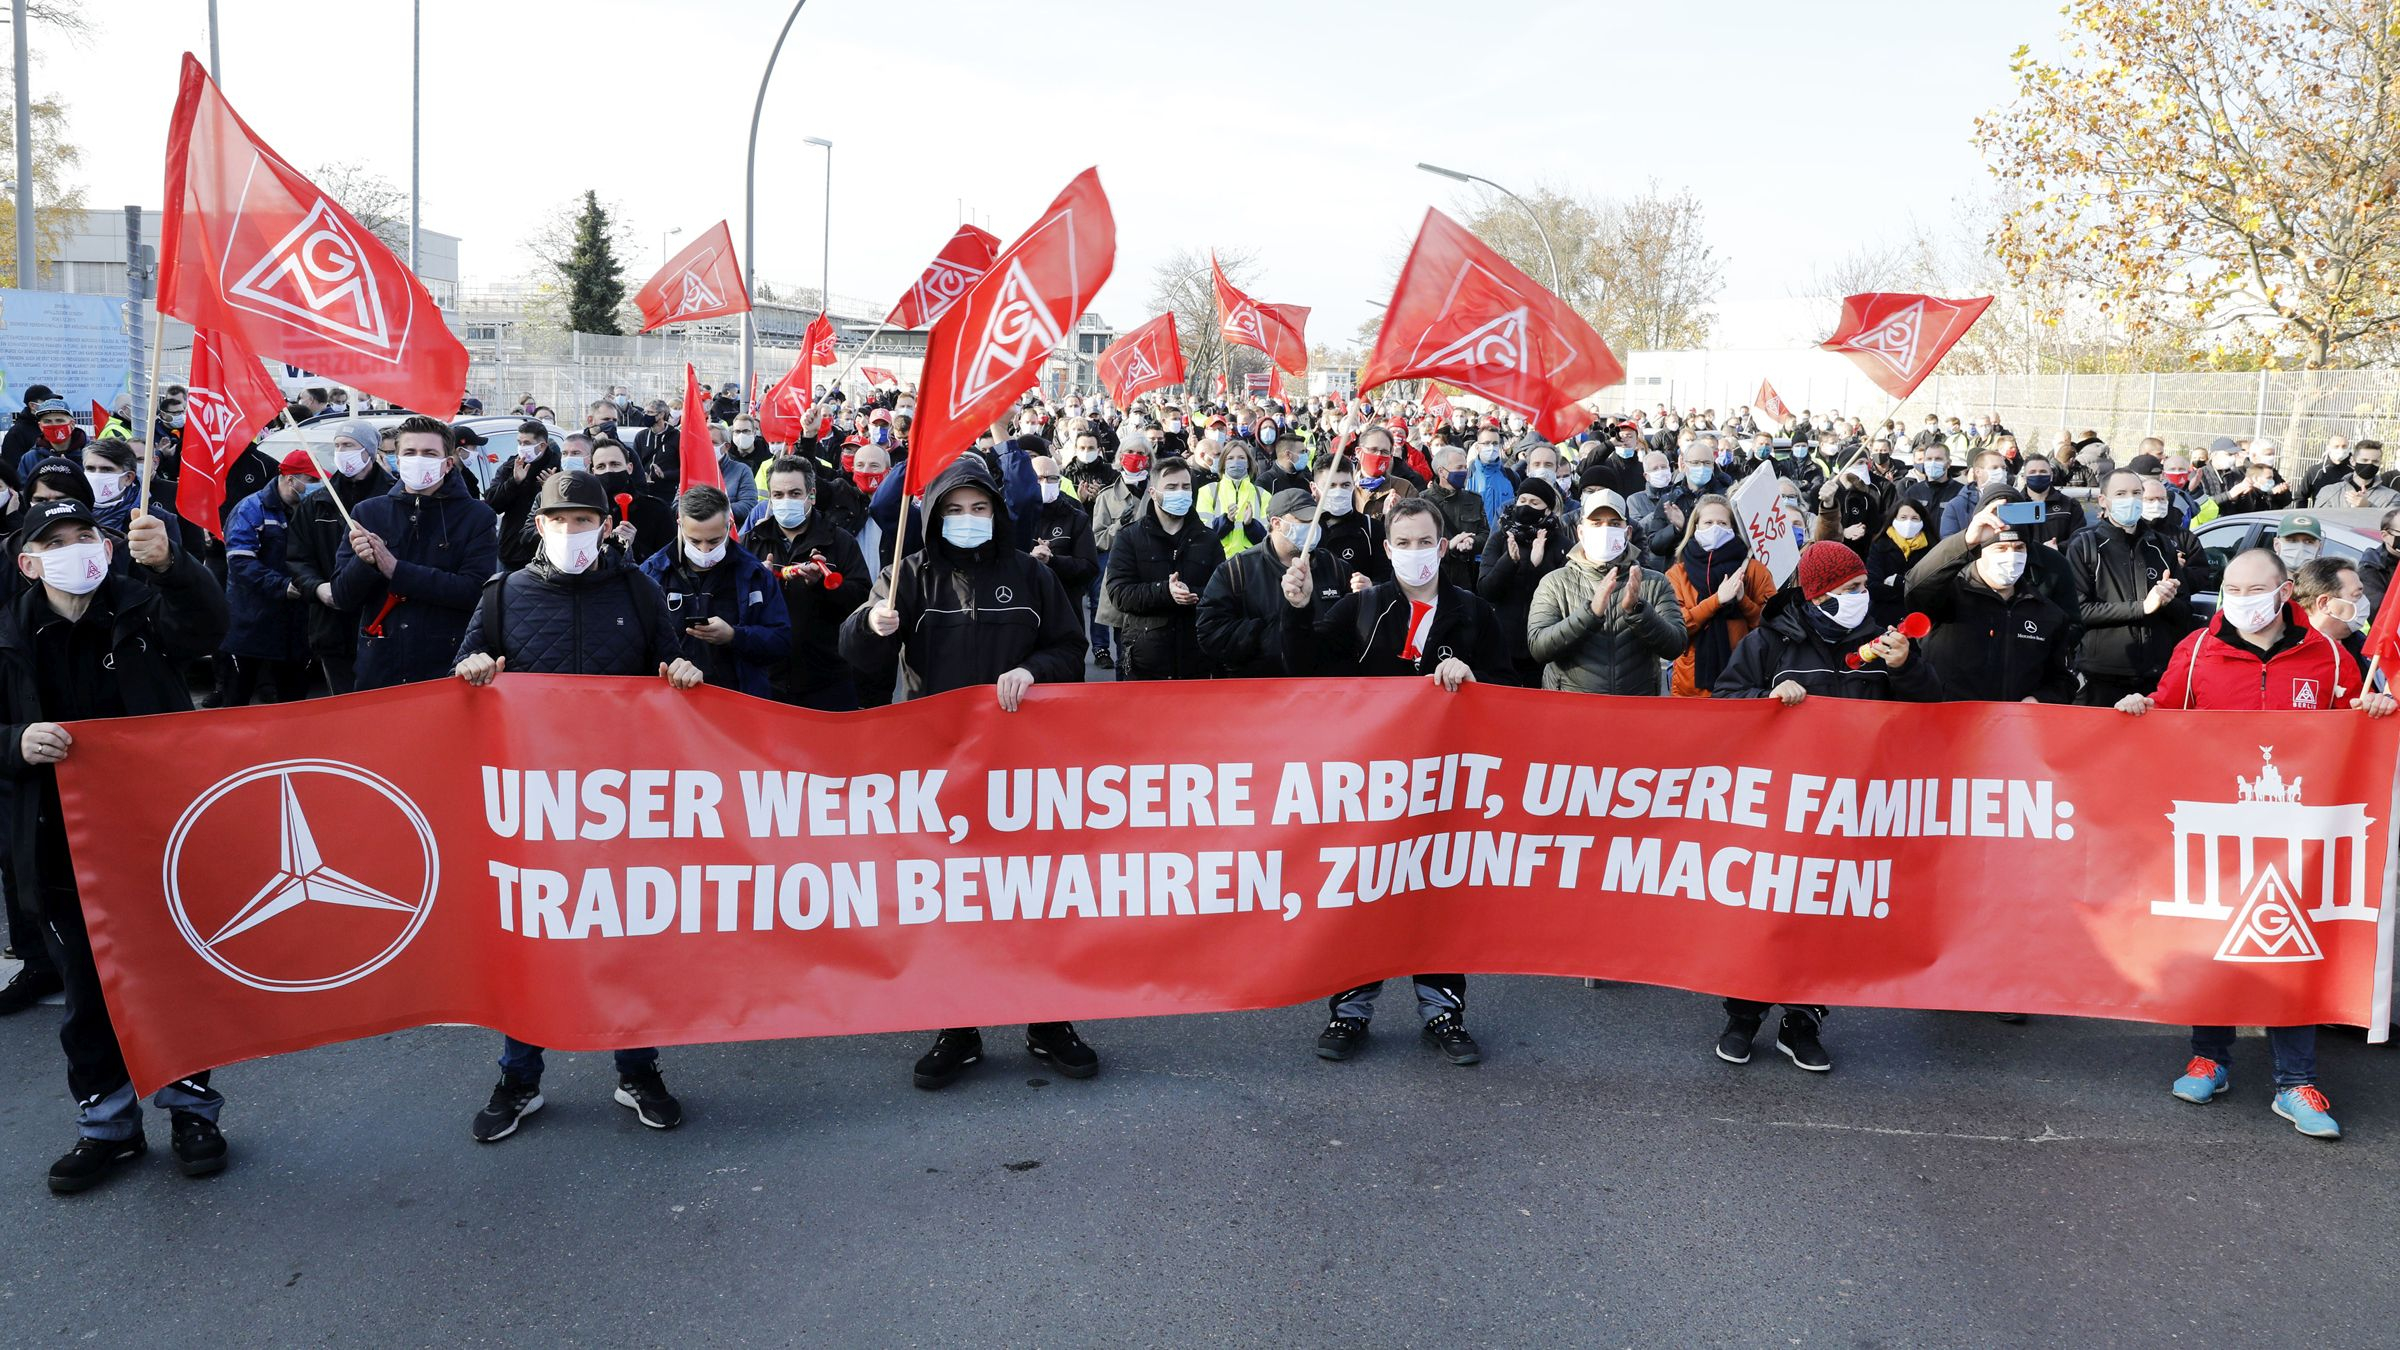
xmin=804 ymin=136 xmax=832 ymax=318
xmin=742 ymin=0 xmax=812 ymax=406
xmin=660 ymin=225 xmax=682 ymax=268
xmin=1415 ymin=161 xmax=1560 ymax=295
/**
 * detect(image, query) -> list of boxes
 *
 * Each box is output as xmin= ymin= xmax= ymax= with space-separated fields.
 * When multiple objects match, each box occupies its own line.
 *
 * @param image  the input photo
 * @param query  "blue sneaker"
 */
xmin=2271 ymin=1085 xmax=2341 ymax=1139
xmin=2171 ymin=1056 xmax=2229 ymax=1103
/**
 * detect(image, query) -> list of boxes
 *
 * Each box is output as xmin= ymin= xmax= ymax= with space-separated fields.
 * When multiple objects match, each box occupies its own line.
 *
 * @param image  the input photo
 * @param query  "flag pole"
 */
xmin=282 ymin=413 xmax=362 ymax=536
xmin=133 ymin=316 xmax=169 ymax=517
xmin=825 ymin=314 xmax=895 ymax=393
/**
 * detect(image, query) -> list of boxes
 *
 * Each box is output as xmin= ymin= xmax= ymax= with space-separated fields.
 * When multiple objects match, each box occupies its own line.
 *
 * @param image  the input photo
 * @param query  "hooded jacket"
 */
xmin=1902 ymin=531 xmax=2077 ymax=704
xmin=1526 ymin=547 xmax=1687 ymax=695
xmin=222 ymin=481 xmax=310 ymax=661
xmin=333 ymin=469 xmax=501 ymax=690
xmin=1713 ymin=589 xmax=1944 ymax=702
xmin=2150 ymin=603 xmax=2360 ymax=710
xmin=837 ymin=455 xmax=1086 ymax=699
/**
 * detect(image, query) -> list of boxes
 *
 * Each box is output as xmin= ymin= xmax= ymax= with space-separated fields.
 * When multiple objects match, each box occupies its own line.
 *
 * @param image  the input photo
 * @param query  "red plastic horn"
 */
xmin=614 ymin=492 xmax=633 ymax=520
xmin=1846 ymin=612 xmax=1931 ymax=669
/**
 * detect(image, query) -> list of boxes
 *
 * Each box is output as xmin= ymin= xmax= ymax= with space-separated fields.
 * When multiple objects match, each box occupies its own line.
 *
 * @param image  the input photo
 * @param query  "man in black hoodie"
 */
xmin=838 ymin=454 xmax=1093 ymax=1092
xmin=2 ymin=500 xmax=230 ymax=1193
xmin=483 ymin=420 xmax=560 ymax=572
xmin=1278 ymin=497 xmax=1508 ymax=1070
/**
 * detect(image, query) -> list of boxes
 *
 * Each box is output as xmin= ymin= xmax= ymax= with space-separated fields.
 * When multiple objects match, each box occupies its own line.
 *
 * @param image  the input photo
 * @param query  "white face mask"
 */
xmin=35 ymin=540 xmax=107 ymax=595
xmin=1982 ymin=468 xmax=2008 ymax=487
xmin=1644 ymin=468 xmax=1672 ymax=490
xmin=1038 ymin=481 xmax=1061 ymax=504
xmin=2141 ymin=498 xmax=2170 ymax=521
xmin=1474 ymin=444 xmax=1501 ymax=463
xmin=560 ymin=455 xmax=588 ymax=476
xmin=1695 ymin=523 xmax=1736 ymax=551
xmin=683 ymin=536 xmax=728 ymax=569
xmin=1980 ymin=547 xmax=2029 ymax=587
xmin=1893 ymin=518 xmax=1925 ymax=540
xmin=334 ymin=445 xmax=371 ymax=477
xmin=733 ymin=431 xmax=757 ymax=450
xmin=1582 ymin=522 xmax=1629 ymax=563
xmin=544 ymin=524 xmax=603 ymax=574
xmin=2222 ymin=589 xmax=2284 ymax=634
xmin=398 ymin=456 xmax=445 ymax=491
xmin=1821 ymin=590 xmax=1872 ymax=628
xmin=2275 ymin=541 xmax=2320 ymax=568
xmin=1390 ymin=545 xmax=1440 ymax=588
xmin=88 ymin=470 xmax=129 ymax=506
xmin=2351 ymin=594 xmax=2375 ymax=631
xmin=1320 ymin=487 xmax=1354 ymax=517
xmin=1283 ymin=520 xmax=1321 ymax=553
xmin=517 ymin=440 xmax=544 ymax=461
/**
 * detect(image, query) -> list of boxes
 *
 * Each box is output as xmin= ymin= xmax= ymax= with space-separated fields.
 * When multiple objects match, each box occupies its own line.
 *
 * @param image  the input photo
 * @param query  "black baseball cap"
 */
xmin=534 ymin=470 xmax=610 ymax=516
xmin=1266 ymin=487 xmax=1317 ymax=521
xmin=452 ymin=423 xmax=489 ymax=447
xmin=21 ymin=496 xmax=97 ymax=544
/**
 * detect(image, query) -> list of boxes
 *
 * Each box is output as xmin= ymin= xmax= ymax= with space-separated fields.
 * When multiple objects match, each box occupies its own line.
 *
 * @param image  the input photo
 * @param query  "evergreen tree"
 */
xmin=563 ymin=191 xmax=626 ymax=335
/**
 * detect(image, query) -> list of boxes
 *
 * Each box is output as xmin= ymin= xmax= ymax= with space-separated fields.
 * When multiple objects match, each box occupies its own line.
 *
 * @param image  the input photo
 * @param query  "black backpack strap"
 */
xmin=480 ymin=571 xmax=509 ymax=657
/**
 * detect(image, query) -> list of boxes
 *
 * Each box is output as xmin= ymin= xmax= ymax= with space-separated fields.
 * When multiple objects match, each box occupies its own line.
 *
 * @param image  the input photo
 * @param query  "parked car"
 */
xmin=2186 ymin=508 xmax=2381 ymax=618
xmin=255 ymin=415 xmax=568 ymax=495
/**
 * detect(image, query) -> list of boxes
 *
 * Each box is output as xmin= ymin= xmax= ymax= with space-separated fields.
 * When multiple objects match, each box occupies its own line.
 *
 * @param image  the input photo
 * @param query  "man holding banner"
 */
xmin=3 ymin=499 xmax=230 ymax=1192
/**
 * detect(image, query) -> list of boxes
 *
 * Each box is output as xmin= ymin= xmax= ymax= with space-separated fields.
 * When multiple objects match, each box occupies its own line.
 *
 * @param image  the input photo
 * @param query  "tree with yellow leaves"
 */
xmin=0 ymin=95 xmax=86 ymax=290
xmin=1975 ymin=0 xmax=2400 ymax=370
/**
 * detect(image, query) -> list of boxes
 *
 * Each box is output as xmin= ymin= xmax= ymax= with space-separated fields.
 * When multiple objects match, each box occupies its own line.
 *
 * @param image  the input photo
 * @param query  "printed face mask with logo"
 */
xmin=397 ymin=456 xmax=446 ymax=492
xmin=1582 ymin=522 xmax=1630 ymax=563
xmin=35 ymin=540 xmax=106 ymax=595
xmin=2221 ymin=588 xmax=2285 ymax=633
xmin=544 ymin=524 xmax=602 ymax=575
xmin=38 ymin=421 xmax=73 ymax=448
xmin=1390 ymin=545 xmax=1440 ymax=588
xmin=88 ymin=469 xmax=129 ymax=506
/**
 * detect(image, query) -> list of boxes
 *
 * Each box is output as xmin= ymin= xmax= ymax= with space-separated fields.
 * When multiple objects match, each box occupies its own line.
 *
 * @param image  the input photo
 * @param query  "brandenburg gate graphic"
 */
xmin=2152 ymin=747 xmax=2379 ymax=963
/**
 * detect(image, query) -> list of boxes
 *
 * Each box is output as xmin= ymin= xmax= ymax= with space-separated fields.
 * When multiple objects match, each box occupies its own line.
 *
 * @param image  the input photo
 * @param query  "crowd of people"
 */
xmin=1 ymin=373 xmax=2394 ymax=1196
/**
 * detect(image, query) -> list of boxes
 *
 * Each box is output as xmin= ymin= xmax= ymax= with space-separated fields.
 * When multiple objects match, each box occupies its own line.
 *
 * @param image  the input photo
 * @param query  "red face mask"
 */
xmin=38 ymin=422 xmax=72 ymax=447
xmin=2164 ymin=470 xmax=2190 ymax=486
xmin=853 ymin=469 xmax=887 ymax=494
xmin=840 ymin=450 xmax=857 ymax=473
xmin=1359 ymin=451 xmax=1393 ymax=479
xmin=1119 ymin=452 xmax=1150 ymax=475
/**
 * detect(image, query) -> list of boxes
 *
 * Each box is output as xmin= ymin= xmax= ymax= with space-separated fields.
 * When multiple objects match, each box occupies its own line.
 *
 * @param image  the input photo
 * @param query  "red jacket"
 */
xmin=2150 ymin=603 xmax=2360 ymax=711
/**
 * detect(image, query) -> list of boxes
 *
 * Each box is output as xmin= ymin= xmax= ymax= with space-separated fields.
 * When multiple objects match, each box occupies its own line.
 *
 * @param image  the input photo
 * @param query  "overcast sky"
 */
xmin=61 ymin=0 xmax=2056 ymax=351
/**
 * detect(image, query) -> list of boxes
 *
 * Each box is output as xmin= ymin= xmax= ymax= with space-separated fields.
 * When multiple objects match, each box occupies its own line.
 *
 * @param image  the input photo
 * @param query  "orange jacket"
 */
xmin=1664 ymin=556 xmax=1777 ymax=697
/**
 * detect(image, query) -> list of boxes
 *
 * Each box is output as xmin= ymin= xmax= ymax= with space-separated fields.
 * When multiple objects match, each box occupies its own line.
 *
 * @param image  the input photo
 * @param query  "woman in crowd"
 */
xmin=1664 ymin=494 xmax=1773 ymax=698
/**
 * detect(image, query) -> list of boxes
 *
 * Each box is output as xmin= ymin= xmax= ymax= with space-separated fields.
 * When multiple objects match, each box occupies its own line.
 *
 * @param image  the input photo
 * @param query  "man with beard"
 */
xmin=748 ymin=456 xmax=870 ymax=710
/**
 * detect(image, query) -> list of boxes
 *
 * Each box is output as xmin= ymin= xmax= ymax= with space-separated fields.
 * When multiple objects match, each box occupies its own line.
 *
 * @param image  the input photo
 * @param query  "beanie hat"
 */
xmin=277 ymin=450 xmax=323 ymax=478
xmin=1796 ymin=540 xmax=1866 ymax=602
xmin=1517 ymin=476 xmax=1561 ymax=510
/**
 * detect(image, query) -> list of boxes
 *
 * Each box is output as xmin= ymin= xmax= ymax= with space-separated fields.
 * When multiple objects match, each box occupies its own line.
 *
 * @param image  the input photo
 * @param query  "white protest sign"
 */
xmin=1731 ymin=463 xmax=1802 ymax=584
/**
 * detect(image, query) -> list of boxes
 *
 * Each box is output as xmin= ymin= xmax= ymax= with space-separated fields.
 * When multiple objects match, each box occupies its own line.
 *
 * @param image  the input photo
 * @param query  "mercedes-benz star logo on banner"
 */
xmin=163 ymin=760 xmax=440 ymax=992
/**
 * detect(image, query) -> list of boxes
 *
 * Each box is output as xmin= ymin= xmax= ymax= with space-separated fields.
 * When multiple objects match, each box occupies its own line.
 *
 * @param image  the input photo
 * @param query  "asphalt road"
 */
xmin=2 ymin=966 xmax=2397 ymax=1348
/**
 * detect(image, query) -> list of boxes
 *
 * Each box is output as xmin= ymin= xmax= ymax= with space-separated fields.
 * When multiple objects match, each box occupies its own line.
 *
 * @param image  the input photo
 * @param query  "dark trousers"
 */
xmin=2076 ymin=673 xmax=2150 ymax=707
xmin=499 ymin=1037 xmax=658 ymax=1086
xmin=42 ymin=885 xmax=219 ymax=1140
xmin=792 ymin=679 xmax=860 ymax=713
xmin=1331 ymin=975 xmax=1465 ymax=1024
xmin=222 ymin=654 xmax=311 ymax=706
xmin=1086 ymin=556 xmax=1113 ymax=658
xmin=1724 ymin=998 xmax=1827 ymax=1030
xmin=317 ymin=652 xmax=356 ymax=696
xmin=2192 ymin=1025 xmax=2318 ymax=1089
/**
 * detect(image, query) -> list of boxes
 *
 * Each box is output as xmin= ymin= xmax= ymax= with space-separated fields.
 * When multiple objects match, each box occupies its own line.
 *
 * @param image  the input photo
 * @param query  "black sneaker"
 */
xmin=1422 ymin=1012 xmax=1483 ymax=1066
xmin=1026 ymin=1022 xmax=1099 ymax=1078
xmin=1716 ymin=1016 xmax=1761 ymax=1065
xmin=0 ymin=962 xmax=62 ymax=1015
xmin=1093 ymin=650 xmax=1115 ymax=670
xmin=1315 ymin=1016 xmax=1368 ymax=1061
xmin=471 ymin=1079 xmax=544 ymax=1142
xmin=1991 ymin=1011 xmax=2029 ymax=1025
xmin=47 ymin=1132 xmax=145 ymax=1195
xmin=169 ymin=1111 xmax=227 ymax=1178
xmin=614 ymin=1068 xmax=683 ymax=1130
xmin=913 ymin=1028 xmax=984 ymax=1090
xmin=1777 ymin=1015 xmax=1832 ymax=1072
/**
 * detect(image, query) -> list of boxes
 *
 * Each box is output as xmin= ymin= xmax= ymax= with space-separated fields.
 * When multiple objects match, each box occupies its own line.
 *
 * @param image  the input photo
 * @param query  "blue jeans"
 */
xmin=2190 ymin=1025 xmax=2317 ymax=1088
xmin=500 ymin=1037 xmax=658 ymax=1086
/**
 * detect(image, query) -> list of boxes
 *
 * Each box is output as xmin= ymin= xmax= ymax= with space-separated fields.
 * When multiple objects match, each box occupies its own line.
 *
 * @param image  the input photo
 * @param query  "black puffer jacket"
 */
xmin=333 ymin=470 xmax=501 ymax=690
xmin=837 ymin=456 xmax=1086 ymax=699
xmin=1105 ymin=503 xmax=1225 ymax=679
xmin=457 ymin=551 xmax=679 ymax=676
xmin=0 ymin=554 xmax=227 ymax=912
xmin=1903 ymin=531 xmax=2077 ymax=704
xmin=1713 ymin=589 xmax=1944 ymax=701
xmin=1198 ymin=541 xmax=1346 ymax=679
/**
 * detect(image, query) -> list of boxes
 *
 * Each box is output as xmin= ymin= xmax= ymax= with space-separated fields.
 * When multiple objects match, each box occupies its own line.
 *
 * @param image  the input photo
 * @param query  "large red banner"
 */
xmin=59 ymin=679 xmax=2398 ymax=1093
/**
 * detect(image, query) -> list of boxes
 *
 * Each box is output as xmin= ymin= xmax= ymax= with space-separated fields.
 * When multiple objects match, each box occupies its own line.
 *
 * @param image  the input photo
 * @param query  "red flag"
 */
xmin=678 ymin=364 xmax=721 ymax=497
xmin=91 ymin=399 xmax=111 ymax=437
xmin=1212 ymin=372 xmax=1226 ymax=400
xmin=1819 ymin=292 xmax=1993 ymax=401
xmin=910 ymin=168 xmax=1116 ymax=496
xmin=633 ymin=221 xmax=750 ymax=332
xmin=1095 ymin=313 xmax=1184 ymax=405
xmin=886 ymin=224 xmax=1001 ymax=330
xmin=178 ymin=326 xmax=289 ymax=537
xmin=1357 ymin=209 xmax=1624 ymax=443
xmin=805 ymin=315 xmax=837 ymax=368
xmin=1421 ymin=384 xmax=1452 ymax=420
xmin=158 ymin=54 xmax=465 ymax=416
xmin=1754 ymin=378 xmax=1793 ymax=428
xmin=862 ymin=366 xmax=899 ymax=388
xmin=757 ymin=355 xmax=813 ymax=444
xmin=1211 ymin=255 xmax=1309 ymax=376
